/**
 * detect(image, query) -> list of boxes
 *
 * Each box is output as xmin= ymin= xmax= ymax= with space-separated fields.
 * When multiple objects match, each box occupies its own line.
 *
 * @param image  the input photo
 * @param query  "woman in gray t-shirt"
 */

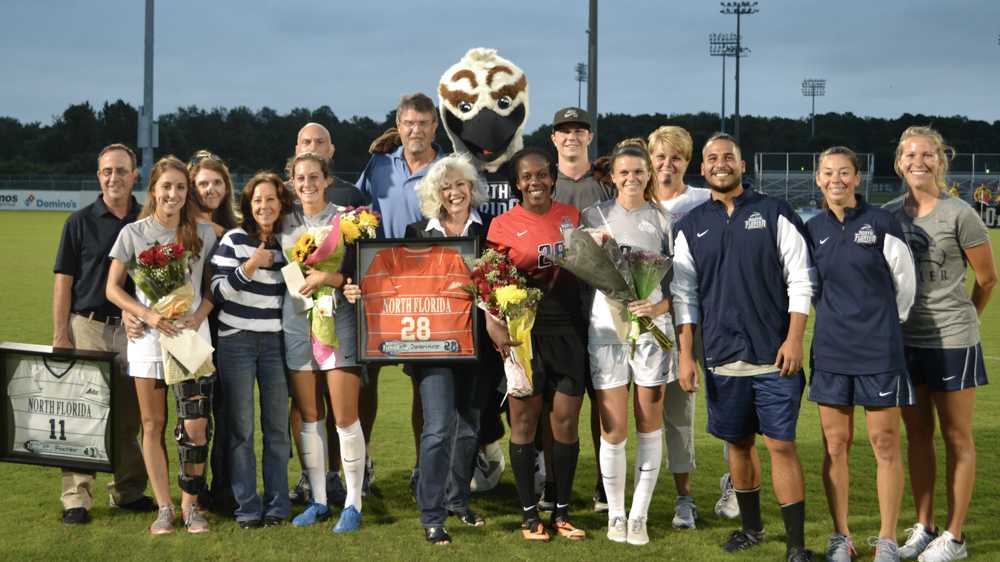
xmin=885 ymin=126 xmax=998 ymax=560
xmin=106 ymin=156 xmax=217 ymax=535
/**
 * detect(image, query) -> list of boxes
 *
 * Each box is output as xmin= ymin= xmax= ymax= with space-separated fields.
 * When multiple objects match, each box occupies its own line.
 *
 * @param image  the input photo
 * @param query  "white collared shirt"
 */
xmin=424 ymin=210 xmax=483 ymax=236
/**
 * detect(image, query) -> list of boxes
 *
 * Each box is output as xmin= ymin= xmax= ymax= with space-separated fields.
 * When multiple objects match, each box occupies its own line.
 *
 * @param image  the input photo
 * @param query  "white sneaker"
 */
xmin=917 ymin=531 xmax=967 ymax=562
xmin=627 ymin=516 xmax=649 ymax=546
xmin=900 ymin=523 xmax=938 ymax=559
xmin=672 ymin=495 xmax=698 ymax=529
xmin=607 ymin=515 xmax=627 ymax=543
xmin=714 ymin=473 xmax=740 ymax=519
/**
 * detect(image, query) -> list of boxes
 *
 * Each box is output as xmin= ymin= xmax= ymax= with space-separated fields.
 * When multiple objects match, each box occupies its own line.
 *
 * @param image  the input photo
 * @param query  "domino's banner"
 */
xmin=978 ymin=204 xmax=1000 ymax=229
xmin=0 ymin=191 xmax=146 ymax=212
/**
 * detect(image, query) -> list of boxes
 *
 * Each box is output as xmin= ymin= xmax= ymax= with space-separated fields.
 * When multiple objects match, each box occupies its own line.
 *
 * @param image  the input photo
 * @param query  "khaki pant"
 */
xmin=60 ymin=314 xmax=147 ymax=510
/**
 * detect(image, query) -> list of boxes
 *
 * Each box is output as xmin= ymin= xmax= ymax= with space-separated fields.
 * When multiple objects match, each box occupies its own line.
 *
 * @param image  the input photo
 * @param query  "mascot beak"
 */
xmin=445 ymin=105 xmax=526 ymax=163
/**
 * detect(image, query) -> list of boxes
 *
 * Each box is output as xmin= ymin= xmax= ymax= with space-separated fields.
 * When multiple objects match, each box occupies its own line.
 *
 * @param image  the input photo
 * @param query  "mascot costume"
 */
xmin=438 ymin=48 xmax=529 ymax=216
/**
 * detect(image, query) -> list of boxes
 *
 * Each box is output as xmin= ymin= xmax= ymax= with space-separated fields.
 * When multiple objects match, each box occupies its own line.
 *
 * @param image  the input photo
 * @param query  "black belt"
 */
xmin=75 ymin=311 xmax=123 ymax=326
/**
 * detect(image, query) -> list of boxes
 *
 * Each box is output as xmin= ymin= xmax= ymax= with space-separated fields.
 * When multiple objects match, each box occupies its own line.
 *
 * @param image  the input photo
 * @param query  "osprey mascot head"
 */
xmin=438 ymin=48 xmax=528 ymax=173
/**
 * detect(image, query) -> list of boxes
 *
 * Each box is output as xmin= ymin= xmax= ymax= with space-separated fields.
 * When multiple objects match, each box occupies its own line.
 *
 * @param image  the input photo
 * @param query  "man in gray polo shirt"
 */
xmin=552 ymin=107 xmax=615 ymax=211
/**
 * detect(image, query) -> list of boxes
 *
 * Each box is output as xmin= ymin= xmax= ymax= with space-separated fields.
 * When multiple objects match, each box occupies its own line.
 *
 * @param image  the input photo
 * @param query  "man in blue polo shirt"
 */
xmin=355 ymin=92 xmax=444 ymax=496
xmin=671 ymin=133 xmax=814 ymax=561
xmin=52 ymin=143 xmax=153 ymax=524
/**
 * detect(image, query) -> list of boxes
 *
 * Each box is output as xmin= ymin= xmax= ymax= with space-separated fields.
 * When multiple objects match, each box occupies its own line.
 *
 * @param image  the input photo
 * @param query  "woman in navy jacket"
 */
xmin=805 ymin=146 xmax=916 ymax=562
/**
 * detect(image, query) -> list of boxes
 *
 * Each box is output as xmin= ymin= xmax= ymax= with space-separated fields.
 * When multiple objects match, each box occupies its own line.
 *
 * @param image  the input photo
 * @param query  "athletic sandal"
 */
xmin=451 ymin=509 xmax=485 ymax=527
xmin=521 ymin=518 xmax=550 ymax=542
xmin=552 ymin=515 xmax=586 ymax=540
xmin=424 ymin=526 xmax=451 ymax=545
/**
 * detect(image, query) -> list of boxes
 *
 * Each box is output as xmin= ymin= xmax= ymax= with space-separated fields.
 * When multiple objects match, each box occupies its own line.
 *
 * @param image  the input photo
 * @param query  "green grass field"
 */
xmin=1 ymin=210 xmax=998 ymax=561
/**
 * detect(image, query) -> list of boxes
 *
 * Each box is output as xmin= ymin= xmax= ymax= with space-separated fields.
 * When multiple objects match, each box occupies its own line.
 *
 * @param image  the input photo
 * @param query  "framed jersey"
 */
xmin=357 ymin=237 xmax=480 ymax=363
xmin=0 ymin=342 xmax=119 ymax=473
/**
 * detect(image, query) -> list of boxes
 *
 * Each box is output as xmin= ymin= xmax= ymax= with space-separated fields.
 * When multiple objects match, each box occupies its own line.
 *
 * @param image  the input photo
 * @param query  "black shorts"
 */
xmin=905 ymin=344 xmax=989 ymax=392
xmin=529 ymin=331 xmax=587 ymax=399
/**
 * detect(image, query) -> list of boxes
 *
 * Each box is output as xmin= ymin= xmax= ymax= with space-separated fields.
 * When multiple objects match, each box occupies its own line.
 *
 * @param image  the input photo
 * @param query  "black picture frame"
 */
xmin=0 ymin=342 xmax=118 ymax=473
xmin=356 ymin=237 xmax=481 ymax=364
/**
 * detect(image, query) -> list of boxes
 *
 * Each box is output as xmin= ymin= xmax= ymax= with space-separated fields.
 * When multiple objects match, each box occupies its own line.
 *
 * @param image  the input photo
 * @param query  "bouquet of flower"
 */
xmin=131 ymin=242 xmax=214 ymax=383
xmin=287 ymin=208 xmax=380 ymax=369
xmin=464 ymin=249 xmax=542 ymax=398
xmin=339 ymin=206 xmax=381 ymax=243
xmin=558 ymin=227 xmax=673 ymax=356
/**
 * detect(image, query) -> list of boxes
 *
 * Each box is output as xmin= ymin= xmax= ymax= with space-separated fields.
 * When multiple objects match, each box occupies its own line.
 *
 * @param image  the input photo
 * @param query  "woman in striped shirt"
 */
xmin=210 ymin=171 xmax=293 ymax=528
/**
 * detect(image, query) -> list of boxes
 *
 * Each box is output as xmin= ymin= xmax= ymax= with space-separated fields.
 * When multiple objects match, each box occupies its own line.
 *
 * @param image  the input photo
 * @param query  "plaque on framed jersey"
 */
xmin=357 ymin=237 xmax=480 ymax=363
xmin=0 ymin=342 xmax=119 ymax=473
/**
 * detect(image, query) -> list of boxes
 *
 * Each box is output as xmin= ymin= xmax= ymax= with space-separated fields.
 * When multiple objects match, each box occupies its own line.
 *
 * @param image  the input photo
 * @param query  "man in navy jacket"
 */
xmin=671 ymin=133 xmax=815 ymax=562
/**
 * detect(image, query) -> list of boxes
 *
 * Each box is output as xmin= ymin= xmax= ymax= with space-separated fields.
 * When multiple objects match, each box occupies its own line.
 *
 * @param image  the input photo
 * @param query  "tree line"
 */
xmin=1 ymin=100 xmax=997 ymax=178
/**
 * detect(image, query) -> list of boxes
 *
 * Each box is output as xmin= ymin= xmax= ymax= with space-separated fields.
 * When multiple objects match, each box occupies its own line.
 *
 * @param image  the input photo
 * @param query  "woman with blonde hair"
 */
xmin=884 ymin=126 xmax=997 ymax=562
xmin=106 ymin=156 xmax=218 ymax=534
xmin=188 ymin=150 xmax=239 ymax=236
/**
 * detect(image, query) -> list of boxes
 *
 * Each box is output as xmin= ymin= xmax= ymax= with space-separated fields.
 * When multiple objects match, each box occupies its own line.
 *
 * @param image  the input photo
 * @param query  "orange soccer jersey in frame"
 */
xmin=361 ymin=245 xmax=474 ymax=357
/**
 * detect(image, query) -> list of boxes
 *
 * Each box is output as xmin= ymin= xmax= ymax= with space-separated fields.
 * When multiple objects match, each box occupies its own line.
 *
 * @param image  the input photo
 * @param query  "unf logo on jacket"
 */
xmin=744 ymin=211 xmax=766 ymax=230
xmin=854 ymin=224 xmax=877 ymax=246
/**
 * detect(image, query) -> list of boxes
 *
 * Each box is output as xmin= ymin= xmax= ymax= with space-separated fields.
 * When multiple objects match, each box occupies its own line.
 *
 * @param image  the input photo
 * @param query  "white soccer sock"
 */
xmin=338 ymin=420 xmax=365 ymax=512
xmin=599 ymin=437 xmax=627 ymax=519
xmin=630 ymin=429 xmax=663 ymax=520
xmin=300 ymin=419 xmax=328 ymax=505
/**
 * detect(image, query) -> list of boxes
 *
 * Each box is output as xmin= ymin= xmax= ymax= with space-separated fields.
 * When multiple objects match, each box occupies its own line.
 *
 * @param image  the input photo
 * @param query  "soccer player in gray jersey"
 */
xmin=583 ymin=141 xmax=673 ymax=546
xmin=884 ymin=127 xmax=997 ymax=562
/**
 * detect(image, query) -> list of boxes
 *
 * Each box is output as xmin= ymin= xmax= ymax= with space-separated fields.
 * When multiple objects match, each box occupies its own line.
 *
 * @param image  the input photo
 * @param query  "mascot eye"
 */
xmin=458 ymin=101 xmax=473 ymax=113
xmin=497 ymin=96 xmax=512 ymax=110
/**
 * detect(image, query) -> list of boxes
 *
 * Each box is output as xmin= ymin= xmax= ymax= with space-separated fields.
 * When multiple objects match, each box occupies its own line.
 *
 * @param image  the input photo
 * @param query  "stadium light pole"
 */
xmin=709 ymin=33 xmax=749 ymax=134
xmin=137 ymin=0 xmax=158 ymax=183
xmin=587 ymin=0 xmax=598 ymax=160
xmin=720 ymin=1 xmax=759 ymax=142
xmin=801 ymin=78 xmax=826 ymax=137
xmin=575 ymin=63 xmax=588 ymax=108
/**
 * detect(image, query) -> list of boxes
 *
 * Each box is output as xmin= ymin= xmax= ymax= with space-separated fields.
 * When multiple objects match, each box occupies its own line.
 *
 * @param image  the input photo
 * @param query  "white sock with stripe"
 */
xmin=300 ymin=419 xmax=328 ymax=506
xmin=599 ymin=436 xmax=627 ymax=519
xmin=630 ymin=429 xmax=663 ymax=520
xmin=338 ymin=420 xmax=365 ymax=512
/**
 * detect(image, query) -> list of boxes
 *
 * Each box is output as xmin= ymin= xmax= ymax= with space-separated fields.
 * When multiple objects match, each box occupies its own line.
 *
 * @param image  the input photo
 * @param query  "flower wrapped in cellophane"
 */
xmin=464 ymin=249 xmax=542 ymax=398
xmin=131 ymin=242 xmax=214 ymax=383
xmin=288 ymin=208 xmax=380 ymax=368
xmin=558 ymin=227 xmax=673 ymax=356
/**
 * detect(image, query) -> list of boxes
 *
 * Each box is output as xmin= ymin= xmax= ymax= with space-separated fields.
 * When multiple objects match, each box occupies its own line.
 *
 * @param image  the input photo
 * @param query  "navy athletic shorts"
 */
xmin=705 ymin=369 xmax=805 ymax=443
xmin=904 ymin=344 xmax=989 ymax=392
xmin=808 ymin=369 xmax=915 ymax=408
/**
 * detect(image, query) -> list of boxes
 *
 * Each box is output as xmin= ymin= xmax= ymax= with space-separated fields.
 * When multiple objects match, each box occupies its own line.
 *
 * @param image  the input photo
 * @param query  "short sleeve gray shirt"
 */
xmin=884 ymin=194 xmax=989 ymax=348
xmin=554 ymin=169 xmax=615 ymax=211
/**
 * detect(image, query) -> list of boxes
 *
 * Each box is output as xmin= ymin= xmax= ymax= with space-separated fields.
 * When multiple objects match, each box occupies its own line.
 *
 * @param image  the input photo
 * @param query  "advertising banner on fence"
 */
xmin=0 ymin=191 xmax=147 ymax=212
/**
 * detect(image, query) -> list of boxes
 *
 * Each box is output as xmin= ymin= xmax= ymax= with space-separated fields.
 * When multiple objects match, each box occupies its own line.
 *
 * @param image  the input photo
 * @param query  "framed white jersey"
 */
xmin=1 ymin=343 xmax=119 ymax=473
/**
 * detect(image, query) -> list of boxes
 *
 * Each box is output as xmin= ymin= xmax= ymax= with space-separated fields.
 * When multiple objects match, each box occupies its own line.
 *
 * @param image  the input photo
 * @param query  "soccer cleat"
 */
xmin=362 ymin=457 xmax=375 ymax=497
xmin=672 ymin=495 xmax=698 ymax=529
xmin=870 ymin=537 xmax=901 ymax=562
xmin=332 ymin=505 xmax=362 ymax=533
xmin=917 ymin=531 xmax=967 ymax=562
xmin=183 ymin=504 xmax=210 ymax=534
xmin=327 ymin=471 xmax=347 ymax=507
xmin=722 ymin=528 xmax=765 ymax=552
xmin=292 ymin=502 xmax=331 ymax=527
xmin=627 ymin=516 xmax=650 ymax=546
xmin=715 ymin=473 xmax=740 ymax=519
xmin=521 ymin=518 xmax=550 ymax=541
xmin=787 ymin=546 xmax=815 ymax=561
xmin=607 ymin=515 xmax=627 ymax=543
xmin=149 ymin=505 xmax=175 ymax=535
xmin=62 ymin=507 xmax=91 ymax=525
xmin=289 ymin=473 xmax=311 ymax=506
xmin=537 ymin=481 xmax=556 ymax=512
xmin=470 ymin=442 xmax=505 ymax=493
xmin=900 ymin=523 xmax=938 ymax=559
xmin=593 ymin=482 xmax=609 ymax=513
xmin=825 ymin=532 xmax=856 ymax=562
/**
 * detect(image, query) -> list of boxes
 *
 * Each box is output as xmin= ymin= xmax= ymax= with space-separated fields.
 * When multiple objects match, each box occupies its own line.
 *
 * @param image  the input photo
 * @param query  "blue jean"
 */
xmin=415 ymin=366 xmax=481 ymax=527
xmin=217 ymin=330 xmax=291 ymax=521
